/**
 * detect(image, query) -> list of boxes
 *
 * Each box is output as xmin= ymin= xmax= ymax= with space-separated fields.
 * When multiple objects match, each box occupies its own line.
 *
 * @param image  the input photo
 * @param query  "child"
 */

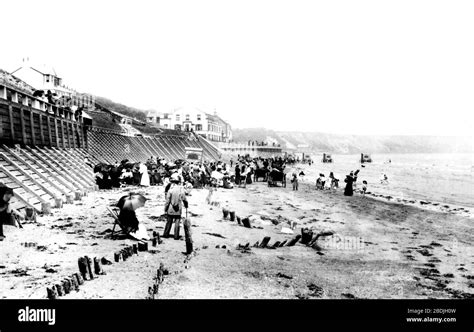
xmin=291 ymin=172 xmax=298 ymax=191
xmin=316 ymin=174 xmax=325 ymax=190
xmin=362 ymin=180 xmax=368 ymax=195
xmin=298 ymin=170 xmax=305 ymax=183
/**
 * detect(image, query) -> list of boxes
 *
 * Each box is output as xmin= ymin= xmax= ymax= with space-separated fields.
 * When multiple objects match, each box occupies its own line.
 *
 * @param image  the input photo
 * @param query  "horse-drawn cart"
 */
xmin=254 ymin=167 xmax=269 ymax=182
xmin=268 ymin=169 xmax=286 ymax=187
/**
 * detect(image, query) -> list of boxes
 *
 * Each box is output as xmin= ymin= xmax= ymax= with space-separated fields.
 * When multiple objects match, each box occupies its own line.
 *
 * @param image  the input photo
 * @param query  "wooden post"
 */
xmin=73 ymin=272 xmax=84 ymax=285
xmin=259 ymin=236 xmax=271 ymax=248
xmin=39 ymin=114 xmax=45 ymax=145
xmin=286 ymin=235 xmax=302 ymax=246
xmin=20 ymin=108 xmax=28 ymax=145
xmin=54 ymin=119 xmax=60 ymax=148
xmin=184 ymin=217 xmax=193 ymax=255
xmin=47 ymin=287 xmax=58 ymax=300
xmin=229 ymin=211 xmax=235 ymax=221
xmin=74 ymin=191 xmax=82 ymax=201
xmin=54 ymin=198 xmax=63 ymax=209
xmin=272 ymin=241 xmax=281 ymax=248
xmin=156 ymin=233 xmax=162 ymax=244
xmin=66 ymin=194 xmax=74 ymax=204
xmin=132 ymin=244 xmax=138 ymax=254
xmin=301 ymin=228 xmax=313 ymax=245
xmin=241 ymin=217 xmax=251 ymax=228
xmin=138 ymin=242 xmax=148 ymax=252
xmin=252 ymin=241 xmax=260 ymax=248
xmin=62 ymin=279 xmax=70 ymax=294
xmin=152 ymin=237 xmax=157 ymax=247
xmin=236 ymin=216 xmax=241 ymax=225
xmin=114 ymin=251 xmax=122 ymax=262
xmin=60 ymin=119 xmax=66 ymax=148
xmin=25 ymin=207 xmax=36 ymax=222
xmin=222 ymin=208 xmax=229 ymax=219
xmin=41 ymin=202 xmax=52 ymax=215
xmin=279 ymin=240 xmax=287 ymax=247
xmin=78 ymin=257 xmax=90 ymax=281
xmin=94 ymin=257 xmax=105 ymax=275
xmin=121 ymin=249 xmax=128 ymax=261
xmin=29 ymin=108 xmax=36 ymax=146
xmin=55 ymin=284 xmax=64 ymax=297
xmin=77 ymin=272 xmax=85 ymax=285
xmin=70 ymin=275 xmax=79 ymax=291
xmin=47 ymin=116 xmax=53 ymax=147
xmin=8 ymin=105 xmax=15 ymax=141
xmin=85 ymin=256 xmax=95 ymax=280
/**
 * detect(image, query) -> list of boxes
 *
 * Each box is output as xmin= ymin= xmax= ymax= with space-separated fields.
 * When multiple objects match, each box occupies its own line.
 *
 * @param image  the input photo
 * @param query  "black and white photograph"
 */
xmin=0 ymin=0 xmax=473 ymax=328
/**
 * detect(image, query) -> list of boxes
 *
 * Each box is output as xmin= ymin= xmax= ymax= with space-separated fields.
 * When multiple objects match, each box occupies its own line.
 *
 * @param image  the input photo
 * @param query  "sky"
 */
xmin=0 ymin=0 xmax=473 ymax=136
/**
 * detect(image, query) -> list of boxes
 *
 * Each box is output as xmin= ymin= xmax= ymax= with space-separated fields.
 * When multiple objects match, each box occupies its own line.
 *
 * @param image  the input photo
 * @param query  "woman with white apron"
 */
xmin=139 ymin=162 xmax=150 ymax=187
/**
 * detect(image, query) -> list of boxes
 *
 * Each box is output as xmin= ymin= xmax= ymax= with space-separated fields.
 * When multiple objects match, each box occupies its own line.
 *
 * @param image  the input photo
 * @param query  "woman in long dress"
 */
xmin=344 ymin=174 xmax=354 ymax=196
xmin=139 ymin=162 xmax=150 ymax=187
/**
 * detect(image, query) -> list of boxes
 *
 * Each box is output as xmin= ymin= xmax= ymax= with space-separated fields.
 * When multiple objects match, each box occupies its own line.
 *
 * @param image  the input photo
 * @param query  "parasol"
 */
xmin=118 ymin=193 xmax=147 ymax=211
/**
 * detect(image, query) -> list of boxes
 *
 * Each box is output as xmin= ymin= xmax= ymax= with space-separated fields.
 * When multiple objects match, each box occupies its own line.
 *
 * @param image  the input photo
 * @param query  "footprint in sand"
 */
xmin=417 ymin=267 xmax=441 ymax=278
xmin=428 ymin=258 xmax=442 ymax=263
xmin=417 ymin=249 xmax=433 ymax=257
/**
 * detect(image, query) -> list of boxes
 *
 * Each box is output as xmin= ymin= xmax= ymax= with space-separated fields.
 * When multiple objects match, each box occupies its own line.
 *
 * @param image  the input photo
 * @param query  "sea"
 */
xmin=293 ymin=153 xmax=474 ymax=210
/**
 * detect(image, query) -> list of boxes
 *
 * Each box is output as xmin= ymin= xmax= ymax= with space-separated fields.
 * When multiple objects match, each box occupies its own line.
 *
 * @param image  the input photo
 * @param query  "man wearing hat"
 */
xmin=163 ymin=176 xmax=188 ymax=239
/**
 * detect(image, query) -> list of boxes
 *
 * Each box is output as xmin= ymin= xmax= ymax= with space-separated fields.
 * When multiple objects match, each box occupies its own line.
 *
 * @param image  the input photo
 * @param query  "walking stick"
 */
xmin=184 ymin=207 xmax=193 ymax=255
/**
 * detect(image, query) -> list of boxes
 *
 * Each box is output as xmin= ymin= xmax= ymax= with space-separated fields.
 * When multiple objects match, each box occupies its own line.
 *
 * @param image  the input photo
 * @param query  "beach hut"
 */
xmin=360 ymin=153 xmax=372 ymax=163
xmin=322 ymin=153 xmax=333 ymax=163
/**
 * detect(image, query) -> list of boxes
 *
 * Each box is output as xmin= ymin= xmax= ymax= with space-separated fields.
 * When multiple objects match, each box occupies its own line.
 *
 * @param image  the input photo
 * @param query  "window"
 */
xmin=186 ymin=114 xmax=190 ymax=121
xmin=208 ymin=124 xmax=211 ymax=131
xmin=175 ymin=124 xmax=181 ymax=130
xmin=197 ymin=114 xmax=201 ymax=121
xmin=176 ymin=114 xmax=180 ymax=121
xmin=164 ymin=124 xmax=168 ymax=128
xmin=195 ymin=124 xmax=202 ymax=131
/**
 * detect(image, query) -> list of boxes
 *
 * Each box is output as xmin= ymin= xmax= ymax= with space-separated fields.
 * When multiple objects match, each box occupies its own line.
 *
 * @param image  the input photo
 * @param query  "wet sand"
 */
xmin=1 ymin=180 xmax=473 ymax=299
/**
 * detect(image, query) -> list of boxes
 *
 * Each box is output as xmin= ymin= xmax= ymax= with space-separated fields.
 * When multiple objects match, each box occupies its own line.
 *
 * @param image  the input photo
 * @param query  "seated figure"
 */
xmin=116 ymin=193 xmax=150 ymax=240
xmin=0 ymin=186 xmax=24 ymax=240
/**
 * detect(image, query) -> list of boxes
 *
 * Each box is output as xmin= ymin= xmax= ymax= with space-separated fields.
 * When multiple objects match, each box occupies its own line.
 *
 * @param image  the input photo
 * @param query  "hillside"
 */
xmin=232 ymin=129 xmax=473 ymax=154
xmin=94 ymin=96 xmax=149 ymax=122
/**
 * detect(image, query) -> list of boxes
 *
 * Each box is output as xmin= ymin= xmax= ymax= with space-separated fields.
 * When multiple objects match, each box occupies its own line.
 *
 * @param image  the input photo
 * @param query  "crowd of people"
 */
xmin=1 ymin=152 xmax=377 ymax=242
xmin=92 ymin=154 xmax=305 ymax=192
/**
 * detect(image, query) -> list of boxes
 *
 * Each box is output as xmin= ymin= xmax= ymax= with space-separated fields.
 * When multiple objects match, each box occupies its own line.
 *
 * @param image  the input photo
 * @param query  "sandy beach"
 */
xmin=1 ymin=176 xmax=472 ymax=300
